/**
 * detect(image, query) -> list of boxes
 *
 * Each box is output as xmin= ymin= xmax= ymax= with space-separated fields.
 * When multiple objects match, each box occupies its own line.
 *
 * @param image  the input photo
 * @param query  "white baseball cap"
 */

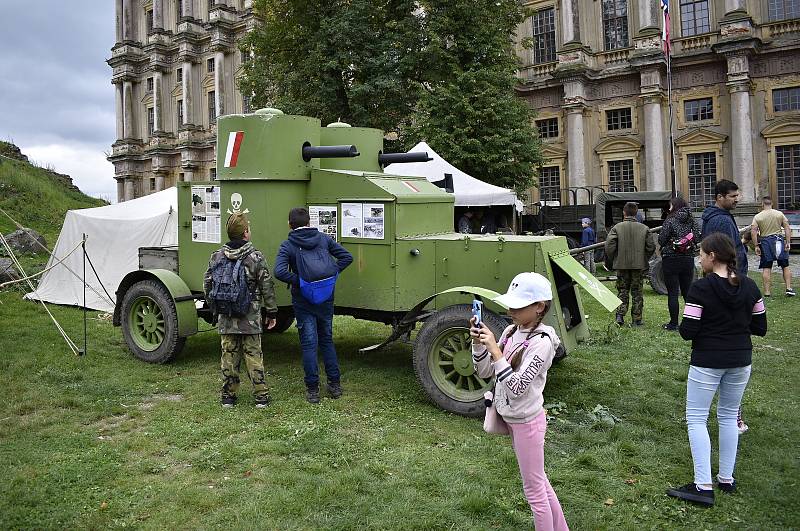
xmin=493 ymin=272 xmax=553 ymax=309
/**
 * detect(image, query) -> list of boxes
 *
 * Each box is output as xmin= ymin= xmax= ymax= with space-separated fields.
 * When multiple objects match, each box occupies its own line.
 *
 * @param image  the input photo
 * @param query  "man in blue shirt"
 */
xmin=701 ymin=179 xmax=748 ymax=277
xmin=580 ymin=217 xmax=596 ymax=273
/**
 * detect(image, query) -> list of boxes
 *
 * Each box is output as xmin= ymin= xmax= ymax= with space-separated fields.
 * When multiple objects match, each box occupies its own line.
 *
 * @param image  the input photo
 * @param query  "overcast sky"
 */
xmin=0 ymin=2 xmax=117 ymax=200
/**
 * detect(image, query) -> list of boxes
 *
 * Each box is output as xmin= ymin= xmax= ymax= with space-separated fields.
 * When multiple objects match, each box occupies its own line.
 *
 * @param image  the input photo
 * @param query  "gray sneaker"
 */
xmin=306 ymin=385 xmax=321 ymax=404
xmin=326 ymin=381 xmax=343 ymax=399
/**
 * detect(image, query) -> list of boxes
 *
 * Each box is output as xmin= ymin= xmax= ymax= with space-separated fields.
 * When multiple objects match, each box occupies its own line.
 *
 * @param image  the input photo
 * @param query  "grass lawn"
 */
xmin=1 ymin=281 xmax=798 ymax=529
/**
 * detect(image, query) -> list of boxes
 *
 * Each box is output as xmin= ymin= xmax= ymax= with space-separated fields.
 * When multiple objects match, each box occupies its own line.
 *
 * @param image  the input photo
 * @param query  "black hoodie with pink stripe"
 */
xmin=679 ymin=273 xmax=767 ymax=368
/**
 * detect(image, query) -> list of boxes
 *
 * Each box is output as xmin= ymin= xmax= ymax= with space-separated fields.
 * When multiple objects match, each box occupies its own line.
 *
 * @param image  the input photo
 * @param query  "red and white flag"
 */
xmin=661 ymin=0 xmax=671 ymax=55
xmin=224 ymin=131 xmax=244 ymax=168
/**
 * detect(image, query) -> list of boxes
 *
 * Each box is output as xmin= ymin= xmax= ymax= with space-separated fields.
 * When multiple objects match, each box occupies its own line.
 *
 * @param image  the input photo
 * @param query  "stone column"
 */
xmin=115 ymin=0 xmax=123 ymax=42
xmin=153 ymin=0 xmax=163 ymax=29
xmin=153 ymin=71 xmax=163 ymax=132
xmin=123 ymin=80 xmax=135 ymax=138
xmin=214 ymin=50 xmax=225 ymax=117
xmin=155 ymin=174 xmax=165 ymax=191
xmin=182 ymin=61 xmax=193 ymax=125
xmin=560 ymin=0 xmax=580 ymax=44
xmin=122 ymin=0 xmax=133 ymax=41
xmin=116 ymin=179 xmax=125 ymax=203
xmin=124 ymin=178 xmax=135 ymax=201
xmin=563 ymin=79 xmax=587 ymax=201
xmin=183 ymin=0 xmax=194 ymax=19
xmin=729 ymin=82 xmax=755 ymax=201
xmin=725 ymin=0 xmax=746 ymax=14
xmin=643 ymin=95 xmax=666 ymax=191
xmin=115 ymin=83 xmax=124 ymax=139
xmin=637 ymin=0 xmax=657 ymax=31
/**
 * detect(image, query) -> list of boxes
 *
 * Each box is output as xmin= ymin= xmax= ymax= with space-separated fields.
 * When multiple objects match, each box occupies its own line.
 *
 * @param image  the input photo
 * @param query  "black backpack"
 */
xmin=209 ymin=255 xmax=252 ymax=316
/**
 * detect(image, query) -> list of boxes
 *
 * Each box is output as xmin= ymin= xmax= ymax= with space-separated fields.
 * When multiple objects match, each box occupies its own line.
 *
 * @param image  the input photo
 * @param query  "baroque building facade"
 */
xmin=108 ymin=0 xmax=255 ymax=202
xmin=515 ymin=0 xmax=800 ymax=209
xmin=109 ymin=0 xmax=800 ymax=210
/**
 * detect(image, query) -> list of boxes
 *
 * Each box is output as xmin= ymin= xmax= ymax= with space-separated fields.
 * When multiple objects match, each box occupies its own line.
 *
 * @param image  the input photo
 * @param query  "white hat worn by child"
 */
xmin=493 ymin=272 xmax=553 ymax=309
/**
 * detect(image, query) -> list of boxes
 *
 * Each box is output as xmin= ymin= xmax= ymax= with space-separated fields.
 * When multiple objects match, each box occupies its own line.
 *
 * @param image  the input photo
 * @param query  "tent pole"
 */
xmin=81 ymin=234 xmax=86 ymax=357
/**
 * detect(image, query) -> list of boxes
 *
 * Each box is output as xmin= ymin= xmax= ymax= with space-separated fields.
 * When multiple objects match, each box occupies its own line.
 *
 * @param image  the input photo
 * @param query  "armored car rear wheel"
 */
xmin=413 ymin=304 xmax=508 ymax=417
xmin=121 ymin=280 xmax=185 ymax=363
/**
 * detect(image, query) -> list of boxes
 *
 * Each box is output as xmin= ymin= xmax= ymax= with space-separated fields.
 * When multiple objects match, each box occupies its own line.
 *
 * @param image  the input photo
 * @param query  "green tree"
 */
xmin=409 ymin=0 xmax=543 ymax=195
xmin=240 ymin=0 xmax=425 ymax=150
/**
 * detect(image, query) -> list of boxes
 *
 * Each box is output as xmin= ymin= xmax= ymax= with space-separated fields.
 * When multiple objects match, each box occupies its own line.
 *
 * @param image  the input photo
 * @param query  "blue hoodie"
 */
xmin=274 ymin=227 xmax=353 ymax=298
xmin=701 ymin=205 xmax=748 ymax=276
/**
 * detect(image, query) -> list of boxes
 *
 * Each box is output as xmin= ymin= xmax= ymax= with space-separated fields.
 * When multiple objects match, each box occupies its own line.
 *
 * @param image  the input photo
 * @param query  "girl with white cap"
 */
xmin=471 ymin=272 xmax=568 ymax=530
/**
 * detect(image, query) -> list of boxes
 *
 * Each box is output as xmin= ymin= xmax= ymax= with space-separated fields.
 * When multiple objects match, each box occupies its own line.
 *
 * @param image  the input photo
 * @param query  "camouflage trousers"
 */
xmin=616 ymin=269 xmax=644 ymax=321
xmin=220 ymin=334 xmax=269 ymax=401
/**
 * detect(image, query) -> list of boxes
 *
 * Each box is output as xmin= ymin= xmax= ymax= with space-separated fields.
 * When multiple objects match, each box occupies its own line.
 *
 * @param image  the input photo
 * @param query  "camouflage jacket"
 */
xmin=203 ymin=240 xmax=277 ymax=335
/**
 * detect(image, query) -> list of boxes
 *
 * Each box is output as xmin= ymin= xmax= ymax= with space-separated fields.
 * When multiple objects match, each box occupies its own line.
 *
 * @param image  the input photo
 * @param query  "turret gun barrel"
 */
xmin=378 ymin=152 xmax=432 ymax=166
xmin=302 ymin=143 xmax=360 ymax=162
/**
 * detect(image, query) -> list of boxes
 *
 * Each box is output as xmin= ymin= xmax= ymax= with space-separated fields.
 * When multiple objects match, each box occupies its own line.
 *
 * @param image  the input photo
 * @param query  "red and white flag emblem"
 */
xmin=224 ymin=131 xmax=244 ymax=168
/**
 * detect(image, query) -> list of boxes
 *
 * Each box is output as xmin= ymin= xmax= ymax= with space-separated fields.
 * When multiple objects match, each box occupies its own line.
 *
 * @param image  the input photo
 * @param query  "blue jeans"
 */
xmin=293 ymin=297 xmax=340 ymax=387
xmin=686 ymin=365 xmax=751 ymax=485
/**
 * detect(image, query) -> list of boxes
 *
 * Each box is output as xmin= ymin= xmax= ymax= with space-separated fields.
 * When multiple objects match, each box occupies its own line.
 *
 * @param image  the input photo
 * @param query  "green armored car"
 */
xmin=113 ymin=108 xmax=621 ymax=416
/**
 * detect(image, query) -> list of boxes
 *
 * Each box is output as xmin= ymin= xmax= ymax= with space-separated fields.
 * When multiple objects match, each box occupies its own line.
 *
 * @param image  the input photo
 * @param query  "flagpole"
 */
xmin=667 ymin=46 xmax=677 ymax=198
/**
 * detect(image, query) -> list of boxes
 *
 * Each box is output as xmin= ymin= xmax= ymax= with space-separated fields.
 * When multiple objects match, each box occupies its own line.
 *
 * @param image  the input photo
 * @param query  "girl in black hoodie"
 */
xmin=666 ymin=233 xmax=767 ymax=507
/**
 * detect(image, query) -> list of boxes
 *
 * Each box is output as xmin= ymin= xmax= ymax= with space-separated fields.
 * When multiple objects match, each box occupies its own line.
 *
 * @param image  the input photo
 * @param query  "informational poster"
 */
xmin=341 ymin=202 xmax=363 ymax=238
xmin=191 ymin=185 xmax=221 ymax=243
xmin=309 ymin=205 xmax=338 ymax=241
xmin=362 ymin=203 xmax=385 ymax=239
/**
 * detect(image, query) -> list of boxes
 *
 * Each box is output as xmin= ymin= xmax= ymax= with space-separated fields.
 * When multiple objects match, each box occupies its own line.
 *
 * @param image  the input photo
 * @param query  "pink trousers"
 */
xmin=508 ymin=412 xmax=569 ymax=531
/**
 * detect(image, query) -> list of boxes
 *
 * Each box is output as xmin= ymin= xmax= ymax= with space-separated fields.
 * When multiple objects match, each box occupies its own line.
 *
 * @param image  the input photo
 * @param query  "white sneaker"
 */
xmin=737 ymin=419 xmax=749 ymax=435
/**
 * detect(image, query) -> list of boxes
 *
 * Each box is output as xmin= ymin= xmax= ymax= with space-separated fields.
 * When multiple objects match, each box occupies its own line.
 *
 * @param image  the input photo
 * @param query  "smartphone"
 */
xmin=471 ymin=299 xmax=482 ymax=326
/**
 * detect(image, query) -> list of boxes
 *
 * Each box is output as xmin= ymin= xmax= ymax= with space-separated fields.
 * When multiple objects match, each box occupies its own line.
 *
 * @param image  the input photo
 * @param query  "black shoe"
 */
xmin=716 ymin=479 xmax=736 ymax=493
xmin=615 ymin=315 xmax=625 ymax=327
xmin=306 ymin=385 xmax=321 ymax=404
xmin=221 ymin=396 xmax=237 ymax=409
xmin=632 ymin=320 xmax=644 ymax=327
xmin=326 ymin=381 xmax=343 ymax=399
xmin=255 ymin=395 xmax=272 ymax=409
xmin=666 ymin=483 xmax=714 ymax=506
xmin=662 ymin=322 xmax=678 ymax=331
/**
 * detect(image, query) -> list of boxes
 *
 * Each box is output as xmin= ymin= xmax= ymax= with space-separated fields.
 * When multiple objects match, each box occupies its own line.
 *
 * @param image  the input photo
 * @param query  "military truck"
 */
xmin=113 ymin=108 xmax=620 ymax=416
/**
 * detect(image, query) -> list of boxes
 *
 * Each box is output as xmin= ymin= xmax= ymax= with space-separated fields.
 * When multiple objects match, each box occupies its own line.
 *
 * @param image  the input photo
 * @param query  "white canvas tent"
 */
xmin=384 ymin=141 xmax=524 ymax=212
xmin=26 ymin=187 xmax=178 ymax=312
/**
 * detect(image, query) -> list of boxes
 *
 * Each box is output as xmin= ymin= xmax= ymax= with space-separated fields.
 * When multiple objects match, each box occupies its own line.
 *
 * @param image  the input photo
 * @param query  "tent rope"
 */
xmin=0 ymin=239 xmax=84 ymax=289
xmin=0 ymin=232 xmax=80 ymax=356
xmin=0 ymin=206 xmax=113 ymax=307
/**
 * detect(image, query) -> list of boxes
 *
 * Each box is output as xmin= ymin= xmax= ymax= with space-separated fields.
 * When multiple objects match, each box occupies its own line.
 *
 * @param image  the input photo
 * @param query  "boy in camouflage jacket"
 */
xmin=204 ymin=212 xmax=278 ymax=408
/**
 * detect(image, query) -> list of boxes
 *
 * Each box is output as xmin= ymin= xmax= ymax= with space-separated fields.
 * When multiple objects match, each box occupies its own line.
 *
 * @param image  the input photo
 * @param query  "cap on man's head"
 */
xmin=581 ymin=217 xmax=592 ymax=225
xmin=226 ymin=212 xmax=249 ymax=240
xmin=493 ymin=272 xmax=553 ymax=309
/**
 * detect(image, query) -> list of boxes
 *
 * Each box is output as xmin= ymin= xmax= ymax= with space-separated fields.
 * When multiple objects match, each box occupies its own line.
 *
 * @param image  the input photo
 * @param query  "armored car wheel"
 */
xmin=121 ymin=279 xmax=185 ymax=363
xmin=413 ymin=304 xmax=508 ymax=417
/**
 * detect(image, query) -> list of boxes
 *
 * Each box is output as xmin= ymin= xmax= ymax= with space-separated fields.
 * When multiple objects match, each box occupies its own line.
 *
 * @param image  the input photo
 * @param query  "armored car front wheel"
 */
xmin=413 ymin=304 xmax=508 ymax=417
xmin=121 ymin=279 xmax=185 ymax=364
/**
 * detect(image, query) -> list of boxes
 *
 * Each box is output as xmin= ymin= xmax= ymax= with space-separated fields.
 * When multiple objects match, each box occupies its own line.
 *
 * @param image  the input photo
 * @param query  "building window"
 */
xmin=687 ymin=152 xmax=717 ymax=207
xmin=680 ymin=0 xmax=710 ymax=36
xmin=147 ymin=107 xmax=155 ymax=135
xmin=773 ymin=86 xmax=800 ymax=112
xmin=531 ymin=8 xmax=556 ymax=64
xmin=242 ymin=94 xmax=252 ymax=114
xmin=208 ymin=0 xmax=215 ymax=12
xmin=176 ymin=68 xmax=183 ymax=83
xmin=769 ymin=0 xmax=800 ymax=21
xmin=179 ymin=172 xmax=185 ymax=182
xmin=150 ymin=177 xmax=157 ymax=191
xmin=208 ymin=90 xmax=217 ymax=122
xmin=684 ymin=97 xmax=714 ymax=121
xmin=146 ymin=9 xmax=154 ymax=32
xmin=210 ymin=167 xmax=217 ymax=180
xmin=177 ymin=99 xmax=184 ymax=126
xmin=146 ymin=77 xmax=154 ymax=92
xmin=776 ymin=144 xmax=800 ymax=210
xmin=606 ymin=108 xmax=632 ymax=131
xmin=535 ymin=118 xmax=559 ymax=139
xmin=539 ymin=166 xmax=561 ymax=202
xmin=608 ymin=159 xmax=635 ymax=192
xmin=602 ymin=0 xmax=629 ymax=50
xmin=240 ymin=49 xmax=250 ymax=65
xmin=207 ymin=58 xmax=215 ymax=73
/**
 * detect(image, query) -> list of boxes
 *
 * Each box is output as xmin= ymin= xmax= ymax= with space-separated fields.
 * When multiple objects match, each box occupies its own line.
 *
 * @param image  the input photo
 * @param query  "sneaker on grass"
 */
xmin=326 ymin=381 xmax=343 ymax=399
xmin=666 ymin=483 xmax=714 ymax=507
xmin=716 ymin=478 xmax=737 ymax=493
xmin=221 ymin=396 xmax=237 ymax=409
xmin=787 ymin=288 xmax=796 ymax=297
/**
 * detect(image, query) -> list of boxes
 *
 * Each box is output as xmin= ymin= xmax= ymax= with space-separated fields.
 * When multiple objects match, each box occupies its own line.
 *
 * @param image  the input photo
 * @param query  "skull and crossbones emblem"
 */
xmin=227 ymin=192 xmax=250 ymax=215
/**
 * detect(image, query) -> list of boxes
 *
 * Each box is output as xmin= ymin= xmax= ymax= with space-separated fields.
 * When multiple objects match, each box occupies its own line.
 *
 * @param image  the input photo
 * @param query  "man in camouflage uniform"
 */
xmin=604 ymin=202 xmax=655 ymax=327
xmin=204 ymin=212 xmax=277 ymax=408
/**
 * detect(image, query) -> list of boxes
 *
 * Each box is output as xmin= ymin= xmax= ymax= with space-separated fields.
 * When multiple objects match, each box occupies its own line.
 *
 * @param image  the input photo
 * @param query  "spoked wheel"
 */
xmin=413 ymin=304 xmax=508 ymax=417
xmin=121 ymin=279 xmax=185 ymax=363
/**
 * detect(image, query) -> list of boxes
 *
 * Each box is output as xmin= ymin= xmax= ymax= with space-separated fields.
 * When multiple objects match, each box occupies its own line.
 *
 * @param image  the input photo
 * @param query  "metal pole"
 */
xmin=81 ymin=234 xmax=86 ymax=356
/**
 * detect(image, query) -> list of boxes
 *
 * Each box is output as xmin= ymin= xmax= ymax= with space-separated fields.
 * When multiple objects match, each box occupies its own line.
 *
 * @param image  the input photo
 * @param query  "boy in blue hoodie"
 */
xmin=701 ymin=179 xmax=748 ymax=277
xmin=274 ymin=207 xmax=353 ymax=403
